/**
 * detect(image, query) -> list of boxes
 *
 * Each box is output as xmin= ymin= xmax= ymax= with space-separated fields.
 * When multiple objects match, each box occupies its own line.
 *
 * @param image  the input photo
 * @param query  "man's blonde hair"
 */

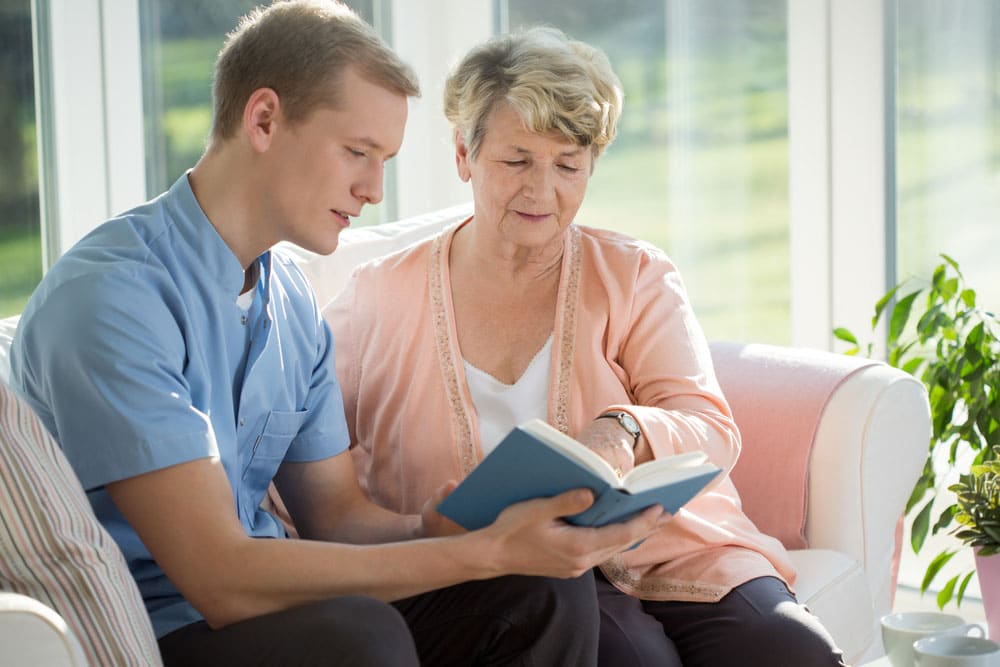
xmin=444 ymin=27 xmax=622 ymax=161
xmin=212 ymin=0 xmax=420 ymax=140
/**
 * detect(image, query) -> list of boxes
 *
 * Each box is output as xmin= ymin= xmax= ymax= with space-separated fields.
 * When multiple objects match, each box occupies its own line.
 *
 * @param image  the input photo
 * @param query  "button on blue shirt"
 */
xmin=11 ymin=173 xmax=349 ymax=638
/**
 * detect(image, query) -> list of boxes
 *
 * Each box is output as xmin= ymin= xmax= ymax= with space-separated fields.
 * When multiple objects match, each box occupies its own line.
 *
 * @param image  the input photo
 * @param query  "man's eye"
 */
xmin=348 ymin=148 xmax=367 ymax=158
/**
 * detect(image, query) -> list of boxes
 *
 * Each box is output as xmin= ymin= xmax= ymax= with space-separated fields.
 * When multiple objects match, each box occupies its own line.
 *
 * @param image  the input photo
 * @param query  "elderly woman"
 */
xmin=326 ymin=27 xmax=846 ymax=666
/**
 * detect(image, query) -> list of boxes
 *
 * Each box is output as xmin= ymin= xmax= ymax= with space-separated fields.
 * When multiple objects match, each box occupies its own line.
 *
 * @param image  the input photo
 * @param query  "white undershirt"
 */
xmin=235 ymin=288 xmax=254 ymax=311
xmin=463 ymin=335 xmax=553 ymax=455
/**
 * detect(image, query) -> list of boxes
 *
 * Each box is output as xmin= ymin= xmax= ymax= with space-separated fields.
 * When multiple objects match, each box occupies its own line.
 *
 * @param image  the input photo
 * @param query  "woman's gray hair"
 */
xmin=443 ymin=26 xmax=623 ymax=162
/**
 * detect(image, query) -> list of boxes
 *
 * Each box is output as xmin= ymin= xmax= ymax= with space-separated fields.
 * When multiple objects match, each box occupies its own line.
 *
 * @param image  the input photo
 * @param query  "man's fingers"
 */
xmin=539 ymin=488 xmax=596 ymax=518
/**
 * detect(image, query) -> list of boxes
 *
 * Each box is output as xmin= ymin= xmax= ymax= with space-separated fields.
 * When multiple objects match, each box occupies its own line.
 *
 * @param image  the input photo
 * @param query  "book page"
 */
xmin=621 ymin=451 xmax=714 ymax=494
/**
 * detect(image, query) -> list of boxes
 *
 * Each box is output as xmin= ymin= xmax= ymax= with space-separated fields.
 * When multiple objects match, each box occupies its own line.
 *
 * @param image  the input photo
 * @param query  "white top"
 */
xmin=464 ymin=335 xmax=553 ymax=455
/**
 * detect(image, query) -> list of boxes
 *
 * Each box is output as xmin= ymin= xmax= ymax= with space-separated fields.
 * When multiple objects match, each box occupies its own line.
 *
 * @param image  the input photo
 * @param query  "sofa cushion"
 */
xmin=0 ymin=381 xmax=162 ymax=666
xmin=280 ymin=201 xmax=473 ymax=308
xmin=711 ymin=342 xmax=876 ymax=550
xmin=787 ymin=548 xmax=875 ymax=665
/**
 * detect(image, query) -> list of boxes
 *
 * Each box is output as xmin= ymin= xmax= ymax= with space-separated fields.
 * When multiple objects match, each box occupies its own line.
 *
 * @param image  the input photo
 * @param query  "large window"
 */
xmin=896 ymin=0 xmax=1000 ymax=306
xmin=893 ymin=0 xmax=1000 ymax=599
xmin=0 ymin=1 xmax=41 ymax=317
xmin=505 ymin=0 xmax=790 ymax=343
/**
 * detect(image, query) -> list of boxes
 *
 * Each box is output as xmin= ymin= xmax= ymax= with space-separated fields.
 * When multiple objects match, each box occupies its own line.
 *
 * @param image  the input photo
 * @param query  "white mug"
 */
xmin=881 ymin=612 xmax=986 ymax=667
xmin=913 ymin=634 xmax=1000 ymax=666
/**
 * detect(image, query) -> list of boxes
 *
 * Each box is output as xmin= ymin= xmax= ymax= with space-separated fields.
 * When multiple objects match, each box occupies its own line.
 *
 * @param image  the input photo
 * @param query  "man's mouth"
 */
xmin=332 ymin=210 xmax=353 ymax=227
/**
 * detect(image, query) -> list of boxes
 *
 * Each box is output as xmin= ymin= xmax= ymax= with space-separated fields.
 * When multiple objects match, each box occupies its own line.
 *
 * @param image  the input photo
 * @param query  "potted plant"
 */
xmin=951 ymin=445 xmax=1000 ymax=637
xmin=834 ymin=255 xmax=1000 ymax=613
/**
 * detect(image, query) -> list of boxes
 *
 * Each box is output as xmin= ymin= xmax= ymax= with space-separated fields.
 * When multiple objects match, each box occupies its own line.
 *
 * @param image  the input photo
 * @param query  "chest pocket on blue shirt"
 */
xmin=241 ymin=409 xmax=308 ymax=523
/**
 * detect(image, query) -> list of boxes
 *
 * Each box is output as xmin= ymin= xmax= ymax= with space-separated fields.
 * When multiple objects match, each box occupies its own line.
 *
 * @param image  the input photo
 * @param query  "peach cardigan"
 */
xmin=326 ymin=219 xmax=796 ymax=602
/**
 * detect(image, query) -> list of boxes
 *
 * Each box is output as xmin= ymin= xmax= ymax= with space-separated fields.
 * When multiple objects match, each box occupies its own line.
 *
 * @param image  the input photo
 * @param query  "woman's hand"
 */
xmin=575 ymin=417 xmax=637 ymax=477
xmin=419 ymin=480 xmax=467 ymax=538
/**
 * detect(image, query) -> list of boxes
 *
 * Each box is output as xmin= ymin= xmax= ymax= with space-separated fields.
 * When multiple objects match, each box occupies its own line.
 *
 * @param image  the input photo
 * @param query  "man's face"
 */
xmin=266 ymin=66 xmax=408 ymax=255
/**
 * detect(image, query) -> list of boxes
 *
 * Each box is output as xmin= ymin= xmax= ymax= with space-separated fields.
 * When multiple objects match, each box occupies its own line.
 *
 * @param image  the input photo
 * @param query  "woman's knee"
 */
xmin=719 ymin=580 xmax=846 ymax=666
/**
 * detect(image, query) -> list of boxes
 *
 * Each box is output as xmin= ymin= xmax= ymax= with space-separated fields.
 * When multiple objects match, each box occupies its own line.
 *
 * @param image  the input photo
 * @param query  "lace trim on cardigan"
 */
xmin=551 ymin=225 xmax=581 ymax=435
xmin=600 ymin=557 xmax=727 ymax=601
xmin=429 ymin=223 xmax=581 ymax=470
xmin=429 ymin=231 xmax=479 ymax=476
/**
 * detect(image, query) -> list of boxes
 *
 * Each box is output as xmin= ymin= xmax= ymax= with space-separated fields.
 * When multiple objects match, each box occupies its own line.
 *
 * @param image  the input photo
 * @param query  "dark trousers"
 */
xmin=596 ymin=569 xmax=848 ymax=667
xmin=158 ymin=572 xmax=599 ymax=666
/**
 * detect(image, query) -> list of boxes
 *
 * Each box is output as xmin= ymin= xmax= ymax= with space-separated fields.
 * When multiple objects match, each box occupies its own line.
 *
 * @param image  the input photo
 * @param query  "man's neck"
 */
xmin=188 ymin=144 xmax=271 ymax=270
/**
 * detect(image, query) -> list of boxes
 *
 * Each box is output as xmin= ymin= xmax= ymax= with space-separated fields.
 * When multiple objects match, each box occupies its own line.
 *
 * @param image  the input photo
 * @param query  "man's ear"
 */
xmin=243 ymin=88 xmax=281 ymax=153
xmin=454 ymin=128 xmax=472 ymax=183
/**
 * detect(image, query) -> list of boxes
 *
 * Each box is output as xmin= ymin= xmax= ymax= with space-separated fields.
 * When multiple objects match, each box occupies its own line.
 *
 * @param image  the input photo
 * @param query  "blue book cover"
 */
xmin=436 ymin=419 xmax=722 ymax=531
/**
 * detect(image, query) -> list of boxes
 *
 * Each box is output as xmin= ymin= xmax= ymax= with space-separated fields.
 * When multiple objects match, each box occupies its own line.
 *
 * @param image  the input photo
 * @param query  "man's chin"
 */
xmin=300 ymin=234 xmax=341 ymax=256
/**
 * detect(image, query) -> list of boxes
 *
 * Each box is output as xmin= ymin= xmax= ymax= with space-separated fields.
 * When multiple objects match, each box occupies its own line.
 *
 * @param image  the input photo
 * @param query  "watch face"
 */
xmin=619 ymin=412 xmax=640 ymax=436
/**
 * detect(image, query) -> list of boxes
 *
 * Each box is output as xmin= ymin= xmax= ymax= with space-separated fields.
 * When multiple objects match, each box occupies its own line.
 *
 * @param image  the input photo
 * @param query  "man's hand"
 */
xmin=478 ymin=489 xmax=666 ymax=579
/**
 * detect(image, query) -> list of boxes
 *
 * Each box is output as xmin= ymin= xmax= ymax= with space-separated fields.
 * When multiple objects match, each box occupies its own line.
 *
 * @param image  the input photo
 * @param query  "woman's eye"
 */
xmin=503 ymin=160 xmax=526 ymax=167
xmin=558 ymin=164 xmax=580 ymax=173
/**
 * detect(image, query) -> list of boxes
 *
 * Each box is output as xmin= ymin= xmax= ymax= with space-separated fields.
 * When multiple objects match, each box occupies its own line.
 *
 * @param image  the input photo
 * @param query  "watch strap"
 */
xmin=597 ymin=410 xmax=640 ymax=447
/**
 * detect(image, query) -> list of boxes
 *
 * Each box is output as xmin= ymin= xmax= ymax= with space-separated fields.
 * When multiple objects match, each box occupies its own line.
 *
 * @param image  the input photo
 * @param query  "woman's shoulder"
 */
xmin=336 ymin=223 xmax=459 ymax=315
xmin=574 ymin=224 xmax=676 ymax=271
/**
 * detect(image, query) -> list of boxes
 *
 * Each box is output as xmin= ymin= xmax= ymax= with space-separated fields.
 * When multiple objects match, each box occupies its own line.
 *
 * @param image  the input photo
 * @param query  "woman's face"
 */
xmin=456 ymin=103 xmax=592 ymax=252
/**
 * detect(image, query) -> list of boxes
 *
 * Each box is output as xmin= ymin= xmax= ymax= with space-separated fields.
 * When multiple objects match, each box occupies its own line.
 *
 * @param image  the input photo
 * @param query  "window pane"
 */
xmin=893 ymin=0 xmax=999 ymax=601
xmin=0 ymin=1 xmax=42 ymax=317
xmin=138 ymin=1 xmax=382 ymax=225
xmin=505 ymin=0 xmax=790 ymax=343
xmin=896 ymin=1 xmax=1000 ymax=307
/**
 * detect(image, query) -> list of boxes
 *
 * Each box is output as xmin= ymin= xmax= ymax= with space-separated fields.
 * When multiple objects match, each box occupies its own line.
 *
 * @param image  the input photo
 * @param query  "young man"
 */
xmin=10 ymin=2 xmax=665 ymax=665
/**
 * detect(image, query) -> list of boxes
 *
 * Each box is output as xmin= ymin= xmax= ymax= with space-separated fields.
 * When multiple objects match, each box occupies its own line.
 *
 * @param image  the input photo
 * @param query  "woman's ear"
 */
xmin=454 ymin=129 xmax=472 ymax=183
xmin=243 ymin=88 xmax=281 ymax=153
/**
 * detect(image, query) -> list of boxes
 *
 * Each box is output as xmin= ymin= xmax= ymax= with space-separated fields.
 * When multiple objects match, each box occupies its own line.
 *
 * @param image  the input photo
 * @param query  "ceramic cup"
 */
xmin=912 ymin=634 xmax=1000 ymax=666
xmin=881 ymin=612 xmax=986 ymax=667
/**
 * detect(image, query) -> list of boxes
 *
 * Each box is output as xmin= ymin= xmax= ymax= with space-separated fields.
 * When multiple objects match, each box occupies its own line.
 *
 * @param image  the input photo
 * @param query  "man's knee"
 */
xmin=504 ymin=571 xmax=600 ymax=627
xmin=288 ymin=596 xmax=419 ymax=666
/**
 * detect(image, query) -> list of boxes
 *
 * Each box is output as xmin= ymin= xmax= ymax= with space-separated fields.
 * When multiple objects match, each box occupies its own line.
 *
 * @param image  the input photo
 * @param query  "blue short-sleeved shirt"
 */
xmin=10 ymin=173 xmax=350 ymax=638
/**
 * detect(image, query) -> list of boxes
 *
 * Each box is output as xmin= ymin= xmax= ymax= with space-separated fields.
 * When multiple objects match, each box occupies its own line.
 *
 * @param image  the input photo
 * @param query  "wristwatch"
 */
xmin=597 ymin=410 xmax=641 ymax=447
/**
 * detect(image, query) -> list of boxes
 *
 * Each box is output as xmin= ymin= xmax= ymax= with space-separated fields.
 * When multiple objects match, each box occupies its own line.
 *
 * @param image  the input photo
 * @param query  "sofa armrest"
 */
xmin=0 ymin=592 xmax=87 ymax=666
xmin=712 ymin=341 xmax=929 ymax=626
xmin=806 ymin=363 xmax=929 ymax=619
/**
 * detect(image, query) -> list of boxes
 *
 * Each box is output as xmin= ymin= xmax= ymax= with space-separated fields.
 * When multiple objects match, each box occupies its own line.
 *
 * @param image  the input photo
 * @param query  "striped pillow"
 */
xmin=0 ymin=382 xmax=162 ymax=665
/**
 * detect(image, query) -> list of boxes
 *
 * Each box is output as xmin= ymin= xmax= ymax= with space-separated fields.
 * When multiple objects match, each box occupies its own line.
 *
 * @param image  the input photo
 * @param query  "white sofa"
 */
xmin=0 ymin=202 xmax=930 ymax=665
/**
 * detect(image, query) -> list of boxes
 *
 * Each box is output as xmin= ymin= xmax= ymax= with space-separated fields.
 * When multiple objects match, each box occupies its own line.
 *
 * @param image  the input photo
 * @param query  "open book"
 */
xmin=436 ymin=418 xmax=721 ymax=530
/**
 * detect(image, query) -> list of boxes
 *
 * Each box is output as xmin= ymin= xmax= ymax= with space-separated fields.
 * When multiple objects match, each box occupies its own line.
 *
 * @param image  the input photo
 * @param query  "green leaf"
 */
xmin=873 ymin=285 xmax=903 ymax=328
xmin=889 ymin=292 xmax=920 ymax=343
xmin=912 ymin=499 xmax=935 ymax=552
xmin=901 ymin=357 xmax=925 ymax=375
xmin=960 ymin=289 xmax=977 ymax=308
xmin=921 ymin=550 xmax=957 ymax=593
xmin=956 ymin=570 xmax=975 ymax=606
xmin=833 ymin=327 xmax=858 ymax=345
xmin=936 ymin=574 xmax=959 ymax=608
xmin=940 ymin=253 xmax=961 ymax=276
xmin=906 ymin=474 xmax=931 ymax=514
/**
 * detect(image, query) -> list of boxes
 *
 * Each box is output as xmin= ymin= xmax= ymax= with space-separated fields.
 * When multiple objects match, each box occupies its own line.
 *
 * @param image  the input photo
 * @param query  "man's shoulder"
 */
xmin=269 ymin=248 xmax=323 ymax=311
